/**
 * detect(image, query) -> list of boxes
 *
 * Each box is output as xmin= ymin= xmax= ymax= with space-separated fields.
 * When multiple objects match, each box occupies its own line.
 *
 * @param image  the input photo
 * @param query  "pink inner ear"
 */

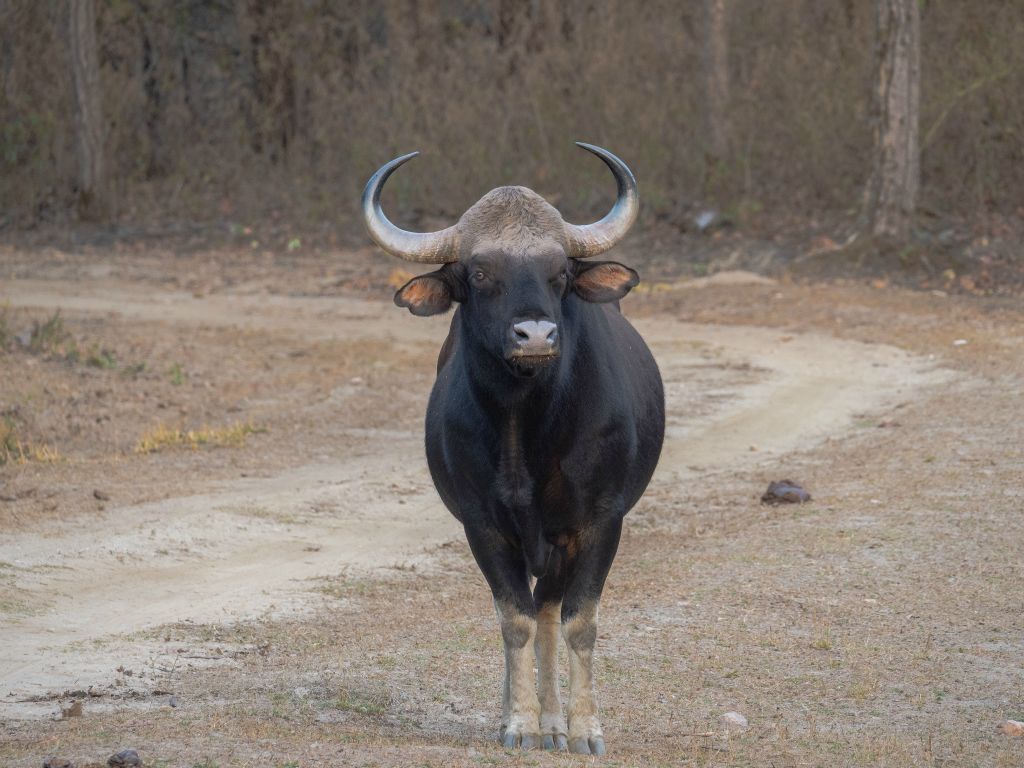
xmin=398 ymin=276 xmax=451 ymax=315
xmin=402 ymin=280 xmax=440 ymax=306
xmin=585 ymin=264 xmax=631 ymax=290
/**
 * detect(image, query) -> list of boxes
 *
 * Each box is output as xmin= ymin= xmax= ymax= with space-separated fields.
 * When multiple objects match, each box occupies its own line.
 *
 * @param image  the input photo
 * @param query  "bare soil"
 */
xmin=1 ymin=249 xmax=1022 ymax=767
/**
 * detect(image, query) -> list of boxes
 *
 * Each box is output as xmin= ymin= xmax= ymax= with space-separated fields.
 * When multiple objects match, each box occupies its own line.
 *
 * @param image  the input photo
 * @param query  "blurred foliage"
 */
xmin=0 ymin=0 xmax=1021 ymax=228
xmin=27 ymin=311 xmax=69 ymax=355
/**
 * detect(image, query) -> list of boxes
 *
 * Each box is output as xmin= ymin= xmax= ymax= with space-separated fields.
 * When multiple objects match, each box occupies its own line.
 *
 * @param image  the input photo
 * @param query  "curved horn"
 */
xmin=362 ymin=152 xmax=459 ymax=263
xmin=564 ymin=142 xmax=639 ymax=258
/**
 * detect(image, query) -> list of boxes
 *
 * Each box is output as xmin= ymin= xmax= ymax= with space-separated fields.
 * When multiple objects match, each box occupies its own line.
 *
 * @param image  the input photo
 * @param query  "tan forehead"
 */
xmin=469 ymin=236 xmax=566 ymax=261
xmin=457 ymin=186 xmax=567 ymax=250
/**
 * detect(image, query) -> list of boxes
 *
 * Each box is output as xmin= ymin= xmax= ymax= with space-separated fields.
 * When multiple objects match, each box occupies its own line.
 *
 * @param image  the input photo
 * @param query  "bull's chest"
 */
xmin=493 ymin=413 xmax=577 ymax=525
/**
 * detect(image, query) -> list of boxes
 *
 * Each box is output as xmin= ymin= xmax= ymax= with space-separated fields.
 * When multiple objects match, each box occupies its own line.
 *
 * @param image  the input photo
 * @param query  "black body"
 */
xmin=374 ymin=143 xmax=662 ymax=752
xmin=422 ymin=263 xmax=664 ymax=624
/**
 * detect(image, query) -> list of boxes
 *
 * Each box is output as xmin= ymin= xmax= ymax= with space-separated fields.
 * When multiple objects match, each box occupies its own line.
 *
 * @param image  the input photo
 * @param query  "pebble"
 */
xmin=43 ymin=759 xmax=75 ymax=768
xmin=107 ymin=749 xmax=142 ymax=767
xmin=997 ymin=719 xmax=1024 ymax=738
xmin=721 ymin=711 xmax=748 ymax=729
xmin=761 ymin=479 xmax=811 ymax=505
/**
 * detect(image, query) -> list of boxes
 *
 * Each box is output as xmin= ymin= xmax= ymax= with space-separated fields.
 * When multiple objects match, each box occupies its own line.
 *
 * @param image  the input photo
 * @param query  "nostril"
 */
xmin=512 ymin=320 xmax=558 ymax=348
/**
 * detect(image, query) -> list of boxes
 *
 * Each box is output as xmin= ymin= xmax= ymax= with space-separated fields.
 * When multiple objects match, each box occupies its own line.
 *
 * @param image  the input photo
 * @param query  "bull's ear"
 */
xmin=394 ymin=270 xmax=454 ymax=316
xmin=571 ymin=260 xmax=639 ymax=303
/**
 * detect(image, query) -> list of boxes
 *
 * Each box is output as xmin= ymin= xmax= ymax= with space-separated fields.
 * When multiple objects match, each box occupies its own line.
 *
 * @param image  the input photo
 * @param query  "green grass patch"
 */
xmin=85 ymin=344 xmax=117 ymax=369
xmin=334 ymin=688 xmax=390 ymax=716
xmin=168 ymin=362 xmax=185 ymax=385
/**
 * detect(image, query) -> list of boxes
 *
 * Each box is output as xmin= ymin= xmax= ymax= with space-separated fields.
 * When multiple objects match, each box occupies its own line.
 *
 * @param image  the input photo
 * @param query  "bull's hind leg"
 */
xmin=561 ymin=518 xmax=623 ymax=756
xmin=465 ymin=525 xmax=541 ymax=749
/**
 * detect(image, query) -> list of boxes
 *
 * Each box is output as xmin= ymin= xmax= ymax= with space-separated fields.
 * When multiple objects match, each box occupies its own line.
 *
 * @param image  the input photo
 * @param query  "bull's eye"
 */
xmin=472 ymin=270 xmax=487 ymax=283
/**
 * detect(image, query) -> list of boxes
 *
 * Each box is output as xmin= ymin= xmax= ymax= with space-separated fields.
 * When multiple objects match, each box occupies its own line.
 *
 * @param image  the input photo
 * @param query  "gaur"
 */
xmin=363 ymin=143 xmax=665 ymax=755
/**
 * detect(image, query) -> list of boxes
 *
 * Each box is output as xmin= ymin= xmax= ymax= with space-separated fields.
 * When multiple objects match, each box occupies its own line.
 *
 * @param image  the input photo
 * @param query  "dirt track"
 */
xmin=1 ymin=260 xmax=1022 ymax=767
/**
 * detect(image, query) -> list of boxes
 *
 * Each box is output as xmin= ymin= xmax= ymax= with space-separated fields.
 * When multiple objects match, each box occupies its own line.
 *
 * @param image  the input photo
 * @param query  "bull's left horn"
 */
xmin=564 ymin=143 xmax=639 ymax=258
xmin=362 ymin=152 xmax=459 ymax=263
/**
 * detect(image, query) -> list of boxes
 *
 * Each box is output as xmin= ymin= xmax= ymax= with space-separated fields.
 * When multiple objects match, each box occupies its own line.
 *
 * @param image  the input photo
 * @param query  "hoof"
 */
xmin=500 ymin=728 xmax=541 ymax=750
xmin=569 ymin=735 xmax=606 ymax=755
xmin=542 ymin=733 xmax=568 ymax=751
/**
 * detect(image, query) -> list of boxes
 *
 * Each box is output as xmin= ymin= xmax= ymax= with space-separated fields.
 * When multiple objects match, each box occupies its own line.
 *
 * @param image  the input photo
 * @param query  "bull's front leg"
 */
xmin=560 ymin=517 xmax=623 ymax=756
xmin=534 ymin=600 xmax=569 ymax=750
xmin=494 ymin=600 xmax=542 ymax=748
xmin=464 ymin=523 xmax=541 ymax=749
xmin=562 ymin=600 xmax=604 ymax=755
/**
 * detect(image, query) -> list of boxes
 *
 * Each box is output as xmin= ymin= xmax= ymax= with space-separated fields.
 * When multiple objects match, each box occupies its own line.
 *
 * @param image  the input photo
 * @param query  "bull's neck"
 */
xmin=462 ymin=337 xmax=570 ymax=414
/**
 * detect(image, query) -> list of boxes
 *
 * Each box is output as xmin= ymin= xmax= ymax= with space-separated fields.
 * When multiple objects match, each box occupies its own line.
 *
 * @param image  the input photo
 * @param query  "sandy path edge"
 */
xmin=0 ymin=280 xmax=953 ymax=719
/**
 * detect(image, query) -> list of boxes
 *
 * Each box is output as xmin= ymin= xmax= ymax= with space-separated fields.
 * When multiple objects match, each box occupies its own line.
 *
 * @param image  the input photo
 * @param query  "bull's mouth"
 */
xmin=505 ymin=352 xmax=558 ymax=377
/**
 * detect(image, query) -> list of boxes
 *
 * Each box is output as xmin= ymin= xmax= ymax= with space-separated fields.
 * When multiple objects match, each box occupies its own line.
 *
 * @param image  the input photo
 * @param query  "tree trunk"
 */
xmin=68 ymin=0 xmax=109 ymax=221
xmin=861 ymin=0 xmax=920 ymax=242
xmin=702 ymin=0 xmax=729 ymax=163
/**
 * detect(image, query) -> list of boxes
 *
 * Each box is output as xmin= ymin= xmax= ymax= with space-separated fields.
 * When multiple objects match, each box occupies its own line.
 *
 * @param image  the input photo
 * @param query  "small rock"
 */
xmin=952 ymin=339 xmax=968 ymax=347
xmin=93 ymin=489 xmax=110 ymax=501
xmin=761 ymin=480 xmax=811 ymax=505
xmin=693 ymin=209 xmax=718 ymax=233
xmin=107 ymin=749 xmax=142 ymax=767
xmin=168 ymin=695 xmax=178 ymax=708
xmin=43 ymin=759 xmax=75 ymax=768
xmin=997 ymin=719 xmax=1024 ymax=738
xmin=721 ymin=711 xmax=748 ymax=729
xmin=1 ymin=488 xmax=35 ymax=502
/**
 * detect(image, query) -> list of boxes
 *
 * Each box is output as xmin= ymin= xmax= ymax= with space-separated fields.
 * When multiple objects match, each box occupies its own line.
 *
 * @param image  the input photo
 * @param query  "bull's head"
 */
xmin=363 ymin=143 xmax=639 ymax=376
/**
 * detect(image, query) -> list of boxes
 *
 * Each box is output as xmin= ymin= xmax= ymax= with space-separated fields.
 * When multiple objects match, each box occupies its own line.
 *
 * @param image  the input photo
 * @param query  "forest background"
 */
xmin=1 ymin=1 xmax=1022 ymax=281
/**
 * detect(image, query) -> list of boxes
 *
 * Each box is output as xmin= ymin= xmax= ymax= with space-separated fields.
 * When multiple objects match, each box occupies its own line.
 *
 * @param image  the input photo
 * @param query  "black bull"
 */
xmin=363 ymin=144 xmax=665 ymax=754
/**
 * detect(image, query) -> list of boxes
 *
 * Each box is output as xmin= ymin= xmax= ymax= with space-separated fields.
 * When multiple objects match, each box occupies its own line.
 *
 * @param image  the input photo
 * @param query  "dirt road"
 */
xmin=1 ymin=262 xmax=1021 ymax=767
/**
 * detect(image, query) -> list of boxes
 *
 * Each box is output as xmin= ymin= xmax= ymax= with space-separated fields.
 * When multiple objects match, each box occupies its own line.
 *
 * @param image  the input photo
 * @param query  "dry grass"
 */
xmin=0 ymin=304 xmax=11 ymax=350
xmin=0 ymin=418 xmax=61 ymax=465
xmin=811 ymin=620 xmax=834 ymax=651
xmin=2 ymin=265 xmax=1023 ymax=767
xmin=26 ymin=310 xmax=69 ymax=355
xmin=135 ymin=421 xmax=266 ymax=454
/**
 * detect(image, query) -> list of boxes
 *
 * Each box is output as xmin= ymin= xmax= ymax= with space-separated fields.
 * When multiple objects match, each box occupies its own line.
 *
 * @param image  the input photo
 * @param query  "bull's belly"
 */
xmin=424 ymin=435 xmax=662 ymax=530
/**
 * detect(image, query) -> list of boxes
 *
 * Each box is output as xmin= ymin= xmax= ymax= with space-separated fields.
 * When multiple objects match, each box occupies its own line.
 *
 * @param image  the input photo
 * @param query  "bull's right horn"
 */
xmin=362 ymin=152 xmax=459 ymax=263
